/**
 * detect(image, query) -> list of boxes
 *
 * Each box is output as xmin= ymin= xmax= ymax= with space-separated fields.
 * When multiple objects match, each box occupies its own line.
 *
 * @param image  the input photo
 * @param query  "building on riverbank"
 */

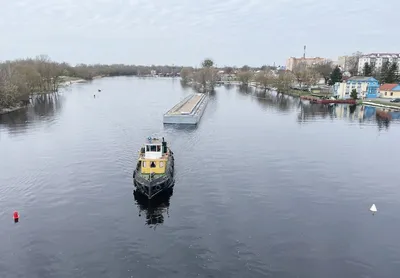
xmin=333 ymin=76 xmax=379 ymax=99
xmin=285 ymin=57 xmax=328 ymax=71
xmin=379 ymin=84 xmax=400 ymax=99
xmin=358 ymin=53 xmax=400 ymax=74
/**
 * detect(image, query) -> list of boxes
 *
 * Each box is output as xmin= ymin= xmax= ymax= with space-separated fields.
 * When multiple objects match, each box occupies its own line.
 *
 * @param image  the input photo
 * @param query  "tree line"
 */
xmin=180 ymin=59 xmax=298 ymax=93
xmin=0 ymin=55 xmax=182 ymax=109
xmin=181 ymin=58 xmax=348 ymax=94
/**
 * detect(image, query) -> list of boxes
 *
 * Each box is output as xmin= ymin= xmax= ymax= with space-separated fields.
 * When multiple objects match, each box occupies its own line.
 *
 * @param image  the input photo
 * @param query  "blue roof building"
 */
xmin=334 ymin=76 xmax=379 ymax=99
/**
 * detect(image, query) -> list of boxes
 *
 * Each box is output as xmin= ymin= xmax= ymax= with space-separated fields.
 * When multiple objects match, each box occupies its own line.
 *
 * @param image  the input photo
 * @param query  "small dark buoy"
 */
xmin=98 ymin=89 xmax=101 ymax=92
xmin=13 ymin=211 xmax=19 ymax=223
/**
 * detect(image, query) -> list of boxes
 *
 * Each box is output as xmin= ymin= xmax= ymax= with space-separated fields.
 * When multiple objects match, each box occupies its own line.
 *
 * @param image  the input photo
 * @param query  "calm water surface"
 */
xmin=1 ymin=77 xmax=400 ymax=278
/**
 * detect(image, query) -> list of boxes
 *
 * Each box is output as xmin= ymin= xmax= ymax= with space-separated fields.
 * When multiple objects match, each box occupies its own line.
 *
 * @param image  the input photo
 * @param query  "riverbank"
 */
xmin=0 ymin=76 xmax=91 ymax=115
xmin=0 ymin=106 xmax=25 ymax=115
xmin=59 ymin=76 xmax=88 ymax=87
xmin=362 ymin=100 xmax=400 ymax=110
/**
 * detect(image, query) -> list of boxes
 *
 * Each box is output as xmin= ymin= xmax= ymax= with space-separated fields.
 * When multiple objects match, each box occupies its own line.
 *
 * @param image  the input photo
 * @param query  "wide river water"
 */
xmin=1 ymin=77 xmax=400 ymax=278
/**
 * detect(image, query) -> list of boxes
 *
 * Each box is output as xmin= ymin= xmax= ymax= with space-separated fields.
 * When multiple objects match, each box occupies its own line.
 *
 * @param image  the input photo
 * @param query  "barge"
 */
xmin=163 ymin=93 xmax=208 ymax=125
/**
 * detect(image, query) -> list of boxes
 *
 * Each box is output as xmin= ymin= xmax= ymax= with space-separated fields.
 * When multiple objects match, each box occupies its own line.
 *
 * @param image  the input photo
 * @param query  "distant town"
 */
xmin=2 ymin=50 xmax=400 ymax=114
xmin=177 ymin=50 xmax=400 ymax=110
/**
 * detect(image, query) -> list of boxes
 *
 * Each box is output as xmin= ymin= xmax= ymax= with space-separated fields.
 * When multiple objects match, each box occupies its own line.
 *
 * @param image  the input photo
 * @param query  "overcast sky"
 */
xmin=0 ymin=0 xmax=398 ymax=67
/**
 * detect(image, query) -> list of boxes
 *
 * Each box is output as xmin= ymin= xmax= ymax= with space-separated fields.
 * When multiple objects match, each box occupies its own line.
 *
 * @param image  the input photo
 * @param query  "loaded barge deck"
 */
xmin=163 ymin=93 xmax=208 ymax=125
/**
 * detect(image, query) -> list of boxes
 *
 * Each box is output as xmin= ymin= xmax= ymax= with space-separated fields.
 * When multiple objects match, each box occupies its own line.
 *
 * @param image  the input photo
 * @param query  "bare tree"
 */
xmin=255 ymin=70 xmax=274 ymax=91
xmin=194 ymin=67 xmax=218 ymax=92
xmin=273 ymin=71 xmax=295 ymax=93
xmin=292 ymin=62 xmax=308 ymax=87
xmin=180 ymin=67 xmax=193 ymax=84
xmin=313 ymin=61 xmax=333 ymax=84
xmin=237 ymin=70 xmax=254 ymax=86
xmin=304 ymin=68 xmax=321 ymax=87
xmin=224 ymin=67 xmax=234 ymax=74
xmin=345 ymin=51 xmax=363 ymax=76
xmin=292 ymin=62 xmax=321 ymax=88
xmin=49 ymin=62 xmax=63 ymax=92
xmin=241 ymin=65 xmax=250 ymax=72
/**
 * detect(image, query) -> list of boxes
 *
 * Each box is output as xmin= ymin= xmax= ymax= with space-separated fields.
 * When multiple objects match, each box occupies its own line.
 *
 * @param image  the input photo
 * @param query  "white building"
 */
xmin=358 ymin=53 xmax=400 ymax=74
xmin=333 ymin=76 xmax=380 ymax=99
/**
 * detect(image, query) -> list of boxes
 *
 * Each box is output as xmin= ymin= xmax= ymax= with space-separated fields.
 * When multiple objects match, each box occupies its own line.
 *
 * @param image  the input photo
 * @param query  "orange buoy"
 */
xmin=13 ymin=211 xmax=19 ymax=223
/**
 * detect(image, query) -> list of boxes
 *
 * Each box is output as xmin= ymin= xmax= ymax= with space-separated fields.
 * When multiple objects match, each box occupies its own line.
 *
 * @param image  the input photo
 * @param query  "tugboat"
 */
xmin=133 ymin=137 xmax=174 ymax=199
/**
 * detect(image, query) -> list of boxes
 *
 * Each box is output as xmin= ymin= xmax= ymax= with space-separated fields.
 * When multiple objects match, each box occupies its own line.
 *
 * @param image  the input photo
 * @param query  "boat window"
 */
xmin=146 ymin=146 xmax=150 ymax=152
xmin=150 ymin=145 xmax=157 ymax=152
xmin=150 ymin=161 xmax=156 ymax=168
xmin=143 ymin=161 xmax=146 ymax=167
xmin=156 ymin=145 xmax=161 ymax=152
xmin=159 ymin=161 xmax=164 ymax=167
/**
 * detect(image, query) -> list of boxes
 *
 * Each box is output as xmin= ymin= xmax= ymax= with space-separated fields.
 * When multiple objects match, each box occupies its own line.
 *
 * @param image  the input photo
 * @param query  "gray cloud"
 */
xmin=0 ymin=0 xmax=398 ymax=66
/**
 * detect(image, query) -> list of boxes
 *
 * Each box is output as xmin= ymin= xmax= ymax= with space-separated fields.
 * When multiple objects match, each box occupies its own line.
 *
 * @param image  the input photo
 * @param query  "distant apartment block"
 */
xmin=358 ymin=53 xmax=400 ymax=74
xmin=286 ymin=57 xmax=327 ymax=71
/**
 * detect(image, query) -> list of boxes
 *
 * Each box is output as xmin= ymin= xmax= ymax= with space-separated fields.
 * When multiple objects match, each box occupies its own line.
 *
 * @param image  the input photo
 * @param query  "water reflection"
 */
xmin=297 ymin=102 xmax=400 ymax=128
xmin=31 ymin=93 xmax=63 ymax=118
xmin=0 ymin=93 xmax=64 ymax=136
xmin=236 ymin=86 xmax=298 ymax=113
xmin=255 ymin=91 xmax=297 ymax=112
xmin=376 ymin=117 xmax=390 ymax=130
xmin=223 ymin=83 xmax=234 ymax=90
xmin=163 ymin=123 xmax=199 ymax=133
xmin=179 ymin=80 xmax=192 ymax=92
xmin=232 ymin=85 xmax=400 ymax=130
xmin=133 ymin=188 xmax=173 ymax=228
xmin=297 ymin=103 xmax=335 ymax=122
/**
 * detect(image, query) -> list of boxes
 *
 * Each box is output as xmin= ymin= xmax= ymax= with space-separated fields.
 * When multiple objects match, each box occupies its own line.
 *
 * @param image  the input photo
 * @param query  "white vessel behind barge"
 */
xmin=163 ymin=93 xmax=208 ymax=125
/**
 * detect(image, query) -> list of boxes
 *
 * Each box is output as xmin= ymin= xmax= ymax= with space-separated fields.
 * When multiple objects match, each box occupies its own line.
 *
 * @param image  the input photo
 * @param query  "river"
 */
xmin=1 ymin=77 xmax=400 ymax=278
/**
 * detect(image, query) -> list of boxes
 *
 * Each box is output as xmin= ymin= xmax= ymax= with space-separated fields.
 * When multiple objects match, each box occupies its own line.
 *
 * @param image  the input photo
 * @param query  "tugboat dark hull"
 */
xmin=133 ymin=173 xmax=174 ymax=199
xmin=133 ymin=153 xmax=174 ymax=199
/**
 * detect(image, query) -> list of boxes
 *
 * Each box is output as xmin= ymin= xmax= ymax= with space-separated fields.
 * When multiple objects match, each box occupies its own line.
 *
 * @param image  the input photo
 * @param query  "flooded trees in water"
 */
xmin=0 ymin=63 xmax=31 ymax=109
xmin=237 ymin=65 xmax=254 ymax=87
xmin=273 ymin=71 xmax=295 ymax=93
xmin=255 ymin=70 xmax=274 ymax=92
xmin=0 ymin=55 xmax=66 ymax=110
xmin=180 ymin=59 xmax=218 ymax=93
xmin=1 ymin=55 xmax=185 ymax=110
xmin=180 ymin=67 xmax=194 ymax=84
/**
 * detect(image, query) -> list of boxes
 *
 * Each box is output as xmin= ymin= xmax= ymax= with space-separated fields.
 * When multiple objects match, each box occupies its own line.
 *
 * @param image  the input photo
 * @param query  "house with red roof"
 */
xmin=379 ymin=83 xmax=400 ymax=98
